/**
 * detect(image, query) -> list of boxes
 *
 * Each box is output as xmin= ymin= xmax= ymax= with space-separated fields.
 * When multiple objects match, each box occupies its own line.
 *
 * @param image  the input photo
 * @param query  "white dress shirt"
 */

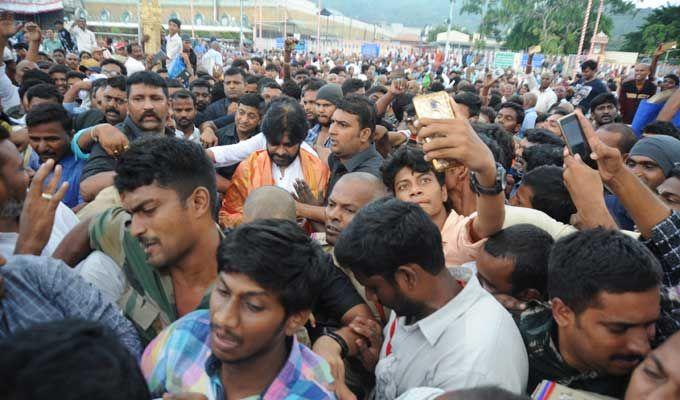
xmin=272 ymin=156 xmax=304 ymax=193
xmin=175 ymin=126 xmax=201 ymax=144
xmin=209 ymin=132 xmax=317 ymax=167
xmin=374 ymin=274 xmax=528 ymax=399
xmin=201 ymin=48 xmax=223 ymax=74
xmin=125 ymin=57 xmax=146 ymax=76
xmin=71 ymin=26 xmax=97 ymax=54
xmin=166 ymin=33 xmax=182 ymax=61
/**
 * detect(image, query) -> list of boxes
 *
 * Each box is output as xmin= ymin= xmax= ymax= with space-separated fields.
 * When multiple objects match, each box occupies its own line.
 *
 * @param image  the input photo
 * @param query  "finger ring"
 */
xmin=41 ymin=193 xmax=53 ymax=200
xmin=123 ymin=145 xmax=129 ymax=150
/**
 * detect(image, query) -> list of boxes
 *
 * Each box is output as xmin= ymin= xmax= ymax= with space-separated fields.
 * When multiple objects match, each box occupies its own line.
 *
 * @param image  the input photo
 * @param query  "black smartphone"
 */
xmin=558 ymin=113 xmax=597 ymax=169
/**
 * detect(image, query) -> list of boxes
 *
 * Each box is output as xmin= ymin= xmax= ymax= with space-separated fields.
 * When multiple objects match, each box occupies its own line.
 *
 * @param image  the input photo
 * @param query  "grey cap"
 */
xmin=630 ymin=135 xmax=680 ymax=177
xmin=316 ymin=83 xmax=343 ymax=105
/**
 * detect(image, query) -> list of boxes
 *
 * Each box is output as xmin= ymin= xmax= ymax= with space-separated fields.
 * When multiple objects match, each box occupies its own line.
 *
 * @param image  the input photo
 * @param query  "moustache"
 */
xmin=141 ymin=111 xmax=160 ymax=120
xmin=210 ymin=324 xmax=242 ymax=344
xmin=105 ymin=108 xmax=120 ymax=116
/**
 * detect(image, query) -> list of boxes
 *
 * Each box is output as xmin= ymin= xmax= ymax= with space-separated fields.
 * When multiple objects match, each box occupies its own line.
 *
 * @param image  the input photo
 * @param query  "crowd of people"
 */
xmin=1 ymin=10 xmax=680 ymax=400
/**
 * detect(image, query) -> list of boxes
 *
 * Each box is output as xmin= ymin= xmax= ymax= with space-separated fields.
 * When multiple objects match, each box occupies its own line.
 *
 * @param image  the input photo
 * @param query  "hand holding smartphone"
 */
xmin=557 ymin=113 xmax=598 ymax=170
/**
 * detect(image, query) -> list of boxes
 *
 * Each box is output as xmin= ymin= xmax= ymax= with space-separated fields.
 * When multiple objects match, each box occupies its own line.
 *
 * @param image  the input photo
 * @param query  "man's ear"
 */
xmin=551 ymin=297 xmax=575 ymax=328
xmin=284 ymin=310 xmax=311 ymax=336
xmin=189 ymin=186 xmax=211 ymax=218
xmin=395 ymin=263 xmax=420 ymax=293
xmin=359 ymin=126 xmax=372 ymax=143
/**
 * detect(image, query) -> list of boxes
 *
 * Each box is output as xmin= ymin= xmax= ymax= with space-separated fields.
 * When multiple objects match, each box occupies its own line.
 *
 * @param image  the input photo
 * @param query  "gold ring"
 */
xmin=41 ymin=193 xmax=53 ymax=200
xmin=123 ymin=145 xmax=129 ymax=150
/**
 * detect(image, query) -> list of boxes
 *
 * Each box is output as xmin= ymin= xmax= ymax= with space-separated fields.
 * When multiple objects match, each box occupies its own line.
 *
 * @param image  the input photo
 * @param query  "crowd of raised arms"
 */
xmin=1 ymin=10 xmax=680 ymax=400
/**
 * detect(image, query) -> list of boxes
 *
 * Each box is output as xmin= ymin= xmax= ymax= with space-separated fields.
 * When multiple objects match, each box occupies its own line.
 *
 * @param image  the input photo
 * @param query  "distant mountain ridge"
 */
xmin=323 ymin=0 xmax=652 ymax=50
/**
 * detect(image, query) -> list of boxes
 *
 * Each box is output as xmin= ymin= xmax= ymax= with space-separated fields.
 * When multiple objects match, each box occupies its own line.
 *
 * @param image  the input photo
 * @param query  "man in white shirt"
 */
xmin=218 ymin=97 xmax=328 ymax=228
xmin=70 ymin=18 xmax=97 ymax=54
xmin=201 ymin=41 xmax=223 ymax=76
xmin=334 ymin=198 xmax=529 ymax=398
xmin=165 ymin=18 xmax=182 ymax=62
xmin=527 ymin=72 xmax=558 ymax=113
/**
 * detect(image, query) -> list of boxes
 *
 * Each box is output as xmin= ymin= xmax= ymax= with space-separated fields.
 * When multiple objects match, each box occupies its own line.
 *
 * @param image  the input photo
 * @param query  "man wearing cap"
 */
xmin=70 ymin=18 xmax=97 ymax=55
xmin=607 ymin=135 xmax=680 ymax=230
xmin=305 ymin=83 xmax=342 ymax=152
xmin=529 ymin=72 xmax=558 ymax=113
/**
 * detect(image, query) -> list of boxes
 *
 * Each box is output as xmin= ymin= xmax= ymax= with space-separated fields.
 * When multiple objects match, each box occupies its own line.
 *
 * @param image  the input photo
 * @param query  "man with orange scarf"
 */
xmin=220 ymin=97 xmax=329 ymax=228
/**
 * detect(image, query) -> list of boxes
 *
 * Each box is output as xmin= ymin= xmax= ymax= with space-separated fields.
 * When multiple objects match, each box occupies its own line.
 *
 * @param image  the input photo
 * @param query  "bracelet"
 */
xmin=322 ymin=330 xmax=349 ymax=359
xmin=91 ymin=127 xmax=99 ymax=143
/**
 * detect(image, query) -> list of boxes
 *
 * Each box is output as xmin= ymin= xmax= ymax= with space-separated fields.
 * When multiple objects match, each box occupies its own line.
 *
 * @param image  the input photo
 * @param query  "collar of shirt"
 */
xmin=118 ymin=116 xmax=176 ymax=140
xmin=204 ymin=335 xmax=332 ymax=400
xmin=175 ymin=126 xmax=200 ymax=143
xmin=407 ymin=274 xmax=486 ymax=346
xmin=329 ymin=145 xmax=380 ymax=174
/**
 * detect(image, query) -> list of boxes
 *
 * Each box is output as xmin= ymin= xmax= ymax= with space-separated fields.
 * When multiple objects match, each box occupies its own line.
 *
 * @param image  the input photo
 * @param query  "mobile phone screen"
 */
xmin=558 ymin=114 xmax=597 ymax=169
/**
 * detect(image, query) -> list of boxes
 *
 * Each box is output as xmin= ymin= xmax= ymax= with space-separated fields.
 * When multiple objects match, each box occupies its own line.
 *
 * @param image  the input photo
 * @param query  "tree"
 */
xmin=461 ymin=0 xmax=633 ymax=54
xmin=427 ymin=23 xmax=468 ymax=43
xmin=621 ymin=5 xmax=680 ymax=54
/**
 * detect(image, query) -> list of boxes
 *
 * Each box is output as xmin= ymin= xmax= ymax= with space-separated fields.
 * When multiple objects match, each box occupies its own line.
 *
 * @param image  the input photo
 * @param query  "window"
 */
xmin=100 ymin=9 xmax=110 ymax=22
xmin=194 ymin=13 xmax=204 ymax=26
xmin=220 ymin=13 xmax=232 ymax=26
xmin=121 ymin=11 xmax=131 ymax=23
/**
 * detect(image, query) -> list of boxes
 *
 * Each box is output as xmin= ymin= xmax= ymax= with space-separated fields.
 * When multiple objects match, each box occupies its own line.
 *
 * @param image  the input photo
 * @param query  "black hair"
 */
xmin=126 ymin=71 xmax=168 ymax=98
xmin=13 ymin=42 xmax=28 ymax=51
xmin=335 ymin=197 xmax=445 ymax=280
xmin=257 ymin=78 xmax=281 ymax=94
xmin=293 ymin=69 xmax=310 ymax=77
xmin=79 ymin=51 xmax=91 ymax=59
xmin=26 ymin=83 xmax=63 ymax=105
xmin=23 ymin=69 xmax=53 ymax=85
xmin=664 ymin=74 xmax=679 ymax=87
xmin=521 ymin=166 xmax=575 ymax=224
xmin=156 ymin=68 xmax=168 ymax=74
xmin=190 ymin=78 xmax=211 ymax=91
xmin=428 ymin=82 xmax=446 ymax=93
xmin=217 ymin=219 xmax=325 ymax=315
xmin=170 ymin=88 xmax=195 ymax=105
xmin=341 ymin=78 xmax=366 ymax=96
xmin=381 ymin=145 xmax=445 ymax=191
xmin=105 ymin=75 xmax=127 ymax=92
xmin=643 ymin=120 xmax=680 ymax=141
xmin=25 ymin=103 xmax=72 ymax=133
xmin=477 ymin=132 xmax=504 ymax=167
xmin=548 ymin=228 xmax=662 ymax=314
xmin=37 ymin=61 xmax=54 ymax=70
xmin=245 ymin=74 xmax=261 ymax=85
xmin=231 ymin=58 xmax=249 ymax=71
xmin=507 ymin=95 xmax=524 ymax=107
xmin=549 ymin=107 xmax=569 ymax=117
xmin=580 ymin=59 xmax=598 ymax=72
xmin=589 ymin=92 xmax=618 ymax=112
xmin=535 ymin=112 xmax=548 ymax=124
xmin=53 ymin=48 xmax=66 ymax=56
xmin=91 ymin=77 xmax=108 ymax=97
xmin=599 ymin=123 xmax=638 ymax=154
xmin=336 ymin=94 xmax=376 ymax=133
xmin=114 ymin=136 xmax=217 ymax=211
xmin=523 ymin=144 xmax=563 ymax=172
xmin=329 ymin=66 xmax=346 ymax=75
xmin=261 ymin=97 xmax=309 ymax=146
xmin=165 ymin=78 xmax=183 ymax=88
xmin=471 ymin=122 xmax=514 ymax=170
xmin=251 ymin=56 xmax=264 ymax=66
xmin=480 ymin=106 xmax=496 ymax=123
xmin=237 ymin=93 xmax=266 ymax=114
xmin=281 ymin=80 xmax=301 ymax=100
xmin=19 ymin=79 xmax=46 ymax=101
xmin=265 ymin=63 xmax=279 ymax=72
xmin=484 ymin=224 xmax=554 ymax=297
xmin=0 ymin=319 xmax=150 ymax=400
xmin=101 ymin=58 xmax=127 ymax=76
xmin=0 ymin=123 xmax=9 ymax=142
xmin=302 ymin=78 xmax=326 ymax=95
xmin=224 ymin=66 xmax=246 ymax=79
xmin=168 ymin=18 xmax=181 ymax=28
xmin=67 ymin=71 xmax=87 ymax=80
xmin=47 ymin=64 xmax=69 ymax=76
xmin=499 ymin=101 xmax=525 ymax=126
xmin=366 ymin=85 xmax=388 ymax=97
xmin=525 ymin=128 xmax=563 ymax=146
xmin=454 ymin=91 xmax=482 ymax=117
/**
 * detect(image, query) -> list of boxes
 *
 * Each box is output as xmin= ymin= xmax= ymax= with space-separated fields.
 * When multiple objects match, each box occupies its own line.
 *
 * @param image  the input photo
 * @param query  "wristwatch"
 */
xmin=470 ymin=163 xmax=506 ymax=196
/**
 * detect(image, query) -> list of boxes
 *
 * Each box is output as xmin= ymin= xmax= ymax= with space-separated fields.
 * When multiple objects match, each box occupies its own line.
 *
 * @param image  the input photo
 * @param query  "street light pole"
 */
xmin=239 ymin=0 xmax=244 ymax=51
xmin=444 ymin=0 xmax=454 ymax=65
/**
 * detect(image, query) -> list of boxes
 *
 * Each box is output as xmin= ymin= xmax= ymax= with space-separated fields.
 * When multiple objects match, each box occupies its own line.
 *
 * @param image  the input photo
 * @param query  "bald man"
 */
xmin=322 ymin=172 xmax=388 ymax=248
xmin=242 ymin=185 xmax=296 ymax=223
xmin=15 ymin=60 xmax=38 ymax=85
xmin=619 ymin=63 xmax=656 ymax=124
xmin=521 ymin=92 xmax=538 ymax=136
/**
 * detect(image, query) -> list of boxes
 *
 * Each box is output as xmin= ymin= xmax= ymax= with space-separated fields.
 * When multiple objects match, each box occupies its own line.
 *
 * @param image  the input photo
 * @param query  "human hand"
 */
xmin=574 ymin=109 xmax=625 ymax=185
xmin=24 ymin=22 xmax=42 ymax=43
xmin=293 ymin=179 xmax=324 ymax=206
xmin=312 ymin=336 xmax=357 ymax=400
xmin=200 ymin=127 xmax=219 ymax=148
xmin=227 ymin=101 xmax=238 ymax=114
xmin=389 ymin=78 xmax=407 ymax=96
xmin=349 ymin=316 xmax=382 ymax=371
xmin=418 ymin=97 xmax=497 ymax=179
xmin=77 ymin=80 xmax=93 ymax=91
xmin=0 ymin=11 xmax=18 ymax=39
xmin=14 ymin=159 xmax=68 ymax=255
xmin=93 ymin=124 xmax=129 ymax=158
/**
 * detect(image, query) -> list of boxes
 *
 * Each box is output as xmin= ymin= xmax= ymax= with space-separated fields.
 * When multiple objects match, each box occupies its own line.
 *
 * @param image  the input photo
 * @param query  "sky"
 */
xmin=634 ymin=0 xmax=680 ymax=7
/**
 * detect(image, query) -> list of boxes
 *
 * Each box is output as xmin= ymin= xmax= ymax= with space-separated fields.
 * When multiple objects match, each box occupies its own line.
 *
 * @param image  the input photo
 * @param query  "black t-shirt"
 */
xmin=307 ymin=253 xmax=366 ymax=341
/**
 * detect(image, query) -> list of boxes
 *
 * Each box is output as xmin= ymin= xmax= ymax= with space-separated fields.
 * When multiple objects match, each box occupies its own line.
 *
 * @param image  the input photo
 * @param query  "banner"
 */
xmin=361 ymin=43 xmax=380 ymax=58
xmin=2 ymin=0 xmax=63 ymax=14
xmin=494 ymin=52 xmax=516 ymax=69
